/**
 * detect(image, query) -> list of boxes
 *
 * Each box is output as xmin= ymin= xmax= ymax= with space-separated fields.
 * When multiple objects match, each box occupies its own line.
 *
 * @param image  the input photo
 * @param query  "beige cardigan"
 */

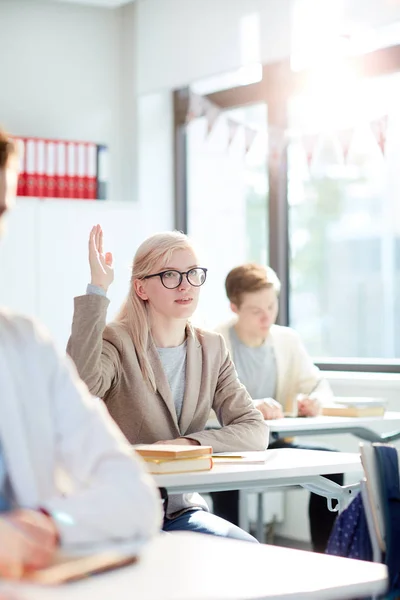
xmin=67 ymin=296 xmax=267 ymax=514
xmin=216 ymin=320 xmax=334 ymax=411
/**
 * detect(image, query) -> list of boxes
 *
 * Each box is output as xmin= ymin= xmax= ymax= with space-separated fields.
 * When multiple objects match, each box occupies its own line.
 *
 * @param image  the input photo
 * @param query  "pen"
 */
xmin=307 ymin=379 xmax=322 ymax=397
xmin=212 ymin=455 xmax=243 ymax=459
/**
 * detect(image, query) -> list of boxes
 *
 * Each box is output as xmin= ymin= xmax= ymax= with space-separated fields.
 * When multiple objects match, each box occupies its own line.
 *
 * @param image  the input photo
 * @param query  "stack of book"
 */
xmin=133 ymin=444 xmax=213 ymax=474
xmin=322 ymin=397 xmax=387 ymax=418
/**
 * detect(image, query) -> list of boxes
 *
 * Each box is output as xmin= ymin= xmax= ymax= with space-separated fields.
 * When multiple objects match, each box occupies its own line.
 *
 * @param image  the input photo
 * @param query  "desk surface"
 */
xmin=207 ymin=411 xmax=400 ymax=435
xmin=9 ymin=532 xmax=387 ymax=600
xmin=266 ymin=411 xmax=400 ymax=433
xmin=154 ymin=448 xmax=361 ymax=494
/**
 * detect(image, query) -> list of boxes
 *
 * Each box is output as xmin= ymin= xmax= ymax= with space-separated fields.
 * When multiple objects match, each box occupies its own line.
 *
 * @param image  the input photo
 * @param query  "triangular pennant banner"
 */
xmin=302 ymin=133 xmax=319 ymax=168
xmin=244 ymin=127 xmax=257 ymax=154
xmin=370 ymin=115 xmax=388 ymax=155
xmin=337 ymin=128 xmax=354 ymax=163
xmin=269 ymin=128 xmax=287 ymax=164
xmin=205 ymin=101 xmax=220 ymax=136
xmin=186 ymin=92 xmax=205 ymax=124
xmin=227 ymin=118 xmax=239 ymax=147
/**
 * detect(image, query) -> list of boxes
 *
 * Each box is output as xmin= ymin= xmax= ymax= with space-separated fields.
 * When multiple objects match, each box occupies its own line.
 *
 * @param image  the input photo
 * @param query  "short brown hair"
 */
xmin=0 ymin=128 xmax=17 ymax=170
xmin=225 ymin=263 xmax=281 ymax=307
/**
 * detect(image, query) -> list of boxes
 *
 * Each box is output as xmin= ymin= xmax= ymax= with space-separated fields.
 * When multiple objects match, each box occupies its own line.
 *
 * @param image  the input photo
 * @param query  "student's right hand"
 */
xmin=0 ymin=510 xmax=57 ymax=579
xmin=254 ymin=398 xmax=284 ymax=420
xmin=89 ymin=224 xmax=114 ymax=293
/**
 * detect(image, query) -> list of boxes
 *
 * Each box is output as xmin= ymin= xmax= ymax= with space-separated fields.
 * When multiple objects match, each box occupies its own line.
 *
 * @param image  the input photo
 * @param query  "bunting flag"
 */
xmin=302 ymin=133 xmax=319 ymax=168
xmin=370 ymin=115 xmax=388 ymax=155
xmin=269 ymin=128 xmax=287 ymax=164
xmin=186 ymin=92 xmax=205 ymax=124
xmin=205 ymin=101 xmax=221 ymax=136
xmin=337 ymin=127 xmax=354 ymax=163
xmin=244 ymin=127 xmax=257 ymax=154
xmin=227 ymin=118 xmax=239 ymax=147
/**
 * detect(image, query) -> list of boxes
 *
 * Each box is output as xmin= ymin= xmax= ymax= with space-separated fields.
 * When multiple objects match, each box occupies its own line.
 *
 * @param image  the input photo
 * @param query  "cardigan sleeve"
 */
xmin=66 ymin=294 xmax=122 ymax=399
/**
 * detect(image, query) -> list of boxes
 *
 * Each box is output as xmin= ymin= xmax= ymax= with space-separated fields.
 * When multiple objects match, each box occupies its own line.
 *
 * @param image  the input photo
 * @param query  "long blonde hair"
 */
xmin=115 ymin=231 xmax=195 ymax=391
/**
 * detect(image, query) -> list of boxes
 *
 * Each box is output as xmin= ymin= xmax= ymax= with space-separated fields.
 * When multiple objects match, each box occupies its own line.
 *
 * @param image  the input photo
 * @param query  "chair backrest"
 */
xmin=360 ymin=442 xmax=400 ymax=595
xmin=360 ymin=442 xmax=386 ymax=556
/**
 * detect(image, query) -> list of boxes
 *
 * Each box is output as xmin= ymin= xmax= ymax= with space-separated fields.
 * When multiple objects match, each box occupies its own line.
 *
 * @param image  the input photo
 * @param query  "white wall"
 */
xmin=0 ymin=0 xmax=129 ymax=202
xmin=136 ymin=0 xmax=293 ymax=95
xmin=0 ymin=199 xmax=144 ymax=350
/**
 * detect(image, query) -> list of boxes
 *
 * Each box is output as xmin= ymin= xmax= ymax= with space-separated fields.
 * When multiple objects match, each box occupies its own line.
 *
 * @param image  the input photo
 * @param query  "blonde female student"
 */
xmin=67 ymin=225 xmax=267 ymax=541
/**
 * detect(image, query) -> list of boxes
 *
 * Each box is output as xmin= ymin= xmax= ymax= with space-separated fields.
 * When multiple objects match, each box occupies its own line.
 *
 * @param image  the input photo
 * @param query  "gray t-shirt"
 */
xmin=157 ymin=342 xmax=187 ymax=420
xmin=229 ymin=326 xmax=277 ymax=400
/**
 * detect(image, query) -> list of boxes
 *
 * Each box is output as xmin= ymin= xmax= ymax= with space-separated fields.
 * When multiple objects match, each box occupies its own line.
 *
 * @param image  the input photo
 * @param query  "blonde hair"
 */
xmin=115 ymin=231 xmax=194 ymax=391
xmin=225 ymin=263 xmax=281 ymax=307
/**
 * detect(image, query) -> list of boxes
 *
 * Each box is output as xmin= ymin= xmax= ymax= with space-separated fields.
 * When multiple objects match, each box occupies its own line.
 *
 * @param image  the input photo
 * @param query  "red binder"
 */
xmin=36 ymin=139 xmax=46 ymax=198
xmin=55 ymin=141 xmax=67 ymax=198
xmin=25 ymin=138 xmax=37 ymax=197
xmin=45 ymin=141 xmax=56 ymax=198
xmin=86 ymin=143 xmax=97 ymax=200
xmin=66 ymin=142 xmax=77 ymax=198
xmin=76 ymin=143 xmax=86 ymax=199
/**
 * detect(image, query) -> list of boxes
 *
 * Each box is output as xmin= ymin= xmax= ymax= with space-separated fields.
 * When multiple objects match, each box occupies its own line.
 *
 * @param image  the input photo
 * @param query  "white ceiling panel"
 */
xmin=51 ymin=0 xmax=135 ymax=7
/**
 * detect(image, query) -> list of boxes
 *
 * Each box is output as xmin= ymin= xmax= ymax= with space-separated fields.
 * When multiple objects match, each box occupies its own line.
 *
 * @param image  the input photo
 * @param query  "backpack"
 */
xmin=326 ymin=491 xmax=372 ymax=561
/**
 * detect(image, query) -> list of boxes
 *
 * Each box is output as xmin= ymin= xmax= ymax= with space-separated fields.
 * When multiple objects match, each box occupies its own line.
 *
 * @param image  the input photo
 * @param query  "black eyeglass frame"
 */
xmin=143 ymin=267 xmax=208 ymax=289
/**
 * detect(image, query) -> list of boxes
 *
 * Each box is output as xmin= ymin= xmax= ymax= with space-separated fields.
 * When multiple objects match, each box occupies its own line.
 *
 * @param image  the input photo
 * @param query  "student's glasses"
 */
xmin=143 ymin=267 xmax=208 ymax=289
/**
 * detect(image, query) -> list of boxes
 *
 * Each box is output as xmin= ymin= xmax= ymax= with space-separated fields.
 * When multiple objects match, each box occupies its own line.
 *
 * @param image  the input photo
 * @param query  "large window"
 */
xmin=288 ymin=74 xmax=400 ymax=361
xmin=175 ymin=41 xmax=400 ymax=370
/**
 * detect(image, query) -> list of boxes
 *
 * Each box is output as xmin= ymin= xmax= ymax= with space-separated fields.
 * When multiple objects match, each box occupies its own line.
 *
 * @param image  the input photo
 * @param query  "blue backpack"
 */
xmin=326 ymin=491 xmax=372 ymax=561
xmin=327 ymin=444 xmax=400 ymax=597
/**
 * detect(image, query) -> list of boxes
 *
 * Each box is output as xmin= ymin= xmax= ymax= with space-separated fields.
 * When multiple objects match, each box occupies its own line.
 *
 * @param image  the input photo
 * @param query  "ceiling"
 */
xmin=52 ymin=0 xmax=135 ymax=7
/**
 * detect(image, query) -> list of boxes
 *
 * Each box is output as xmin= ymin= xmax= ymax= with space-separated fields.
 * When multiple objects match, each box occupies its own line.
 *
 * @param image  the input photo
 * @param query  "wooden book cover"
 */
xmin=133 ymin=444 xmax=212 ymax=460
xmin=24 ymin=551 xmax=138 ymax=585
xmin=322 ymin=405 xmax=386 ymax=417
xmin=143 ymin=456 xmax=213 ymax=474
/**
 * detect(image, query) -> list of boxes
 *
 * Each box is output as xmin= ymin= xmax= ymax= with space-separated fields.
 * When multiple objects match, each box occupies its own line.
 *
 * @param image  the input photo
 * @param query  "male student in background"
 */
xmin=211 ymin=263 xmax=343 ymax=552
xmin=0 ymin=128 xmax=162 ymax=583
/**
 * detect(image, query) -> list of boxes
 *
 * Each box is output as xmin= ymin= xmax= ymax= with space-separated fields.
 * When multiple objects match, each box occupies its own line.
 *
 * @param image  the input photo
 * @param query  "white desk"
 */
xmin=207 ymin=412 xmax=400 ymax=442
xmin=266 ymin=412 xmax=400 ymax=443
xmin=155 ymin=449 xmax=362 ymax=507
xmin=7 ymin=532 xmax=388 ymax=600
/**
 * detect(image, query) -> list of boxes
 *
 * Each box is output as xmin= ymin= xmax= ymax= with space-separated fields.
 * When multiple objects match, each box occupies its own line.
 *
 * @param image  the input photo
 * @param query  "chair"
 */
xmin=360 ymin=442 xmax=400 ymax=599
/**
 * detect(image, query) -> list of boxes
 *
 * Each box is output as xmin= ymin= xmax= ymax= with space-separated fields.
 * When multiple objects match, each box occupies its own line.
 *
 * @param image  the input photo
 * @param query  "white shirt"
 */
xmin=0 ymin=309 xmax=162 ymax=548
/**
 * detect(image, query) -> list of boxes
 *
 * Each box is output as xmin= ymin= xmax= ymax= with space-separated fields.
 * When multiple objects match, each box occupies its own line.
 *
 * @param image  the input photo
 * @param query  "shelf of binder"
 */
xmin=11 ymin=136 xmax=109 ymax=201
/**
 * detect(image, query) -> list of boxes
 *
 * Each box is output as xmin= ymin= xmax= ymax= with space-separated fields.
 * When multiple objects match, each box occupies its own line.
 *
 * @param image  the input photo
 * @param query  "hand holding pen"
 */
xmin=297 ymin=380 xmax=322 ymax=417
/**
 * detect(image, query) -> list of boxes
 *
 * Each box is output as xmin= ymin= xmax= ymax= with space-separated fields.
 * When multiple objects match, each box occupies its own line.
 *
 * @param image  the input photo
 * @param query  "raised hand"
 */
xmin=88 ymin=224 xmax=114 ymax=292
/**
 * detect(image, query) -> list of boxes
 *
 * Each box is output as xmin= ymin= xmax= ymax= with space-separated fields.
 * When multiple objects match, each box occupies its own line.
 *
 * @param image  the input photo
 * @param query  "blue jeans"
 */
xmin=163 ymin=509 xmax=257 ymax=543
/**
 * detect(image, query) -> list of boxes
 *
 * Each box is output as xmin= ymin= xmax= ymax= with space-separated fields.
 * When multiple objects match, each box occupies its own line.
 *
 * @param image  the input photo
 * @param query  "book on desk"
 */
xmin=322 ymin=397 xmax=387 ymax=418
xmin=24 ymin=545 xmax=141 ymax=585
xmin=133 ymin=444 xmax=213 ymax=474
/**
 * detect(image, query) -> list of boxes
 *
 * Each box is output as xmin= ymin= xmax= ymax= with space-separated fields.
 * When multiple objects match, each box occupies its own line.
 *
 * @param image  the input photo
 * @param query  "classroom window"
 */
xmin=288 ymin=73 xmax=400 ymax=361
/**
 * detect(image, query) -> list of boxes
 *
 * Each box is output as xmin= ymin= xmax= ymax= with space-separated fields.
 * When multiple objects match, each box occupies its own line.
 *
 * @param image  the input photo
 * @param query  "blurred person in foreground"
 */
xmin=0 ymin=128 xmax=162 ymax=588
